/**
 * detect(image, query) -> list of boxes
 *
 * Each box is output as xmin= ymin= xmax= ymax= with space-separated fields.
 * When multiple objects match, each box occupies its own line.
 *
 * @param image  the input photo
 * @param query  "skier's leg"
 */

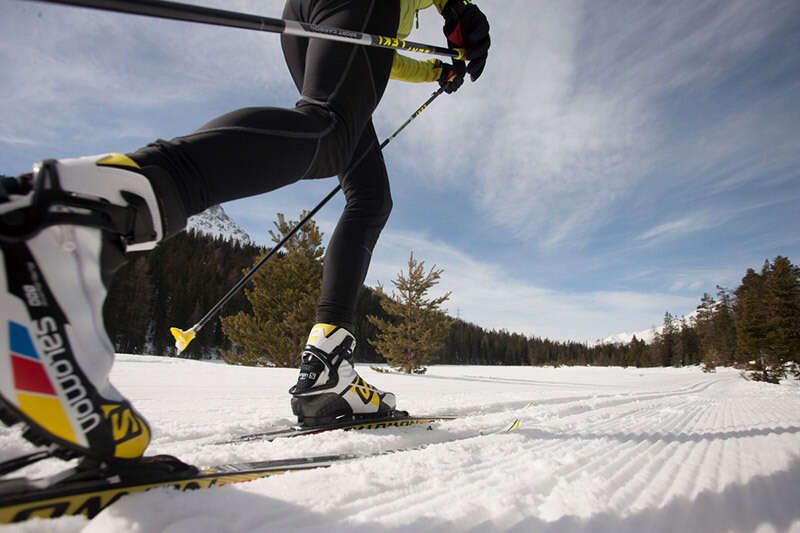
xmin=0 ymin=0 xmax=401 ymax=453
xmin=130 ymin=0 xmax=399 ymax=218
xmin=289 ymin=124 xmax=397 ymax=426
xmin=282 ymin=1 xmax=401 ymax=424
xmin=316 ymin=122 xmax=392 ymax=330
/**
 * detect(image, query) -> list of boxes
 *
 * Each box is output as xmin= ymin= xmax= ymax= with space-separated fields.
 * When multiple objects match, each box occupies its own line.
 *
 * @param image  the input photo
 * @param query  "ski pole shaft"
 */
xmin=183 ymin=88 xmax=444 ymax=341
xmin=28 ymin=0 xmax=464 ymax=60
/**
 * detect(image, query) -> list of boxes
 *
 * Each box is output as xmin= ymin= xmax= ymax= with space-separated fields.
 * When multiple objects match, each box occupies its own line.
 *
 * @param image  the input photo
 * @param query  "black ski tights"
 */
xmin=131 ymin=0 xmax=400 ymax=330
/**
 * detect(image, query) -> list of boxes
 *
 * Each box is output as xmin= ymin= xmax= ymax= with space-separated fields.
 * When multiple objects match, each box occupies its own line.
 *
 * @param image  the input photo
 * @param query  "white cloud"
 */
xmin=0 ymin=0 xmax=290 ymax=153
xmin=379 ymin=0 xmax=798 ymax=251
xmin=637 ymin=195 xmax=800 ymax=245
xmin=636 ymin=211 xmax=721 ymax=243
xmin=365 ymin=227 xmax=696 ymax=343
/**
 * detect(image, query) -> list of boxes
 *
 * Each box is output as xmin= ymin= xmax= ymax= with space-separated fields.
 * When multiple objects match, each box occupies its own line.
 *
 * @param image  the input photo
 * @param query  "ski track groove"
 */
xmin=339 ymin=381 xmax=719 ymax=523
xmin=680 ymin=399 xmax=720 ymax=503
xmin=327 ymin=395 xmax=664 ymax=518
xmin=158 ymin=380 xmax=720 ymax=469
xmin=10 ymin=363 xmax=799 ymax=532
xmin=136 ymin=379 xmax=723 ymax=460
xmin=601 ymin=402 xmax=709 ymax=513
xmin=557 ymin=400 xmax=704 ymax=486
xmin=653 ymin=398 xmax=719 ymax=510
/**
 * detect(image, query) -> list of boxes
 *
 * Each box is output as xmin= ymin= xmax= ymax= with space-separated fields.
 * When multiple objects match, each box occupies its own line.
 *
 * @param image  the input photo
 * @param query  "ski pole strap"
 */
xmin=29 ymin=0 xmax=464 ymax=60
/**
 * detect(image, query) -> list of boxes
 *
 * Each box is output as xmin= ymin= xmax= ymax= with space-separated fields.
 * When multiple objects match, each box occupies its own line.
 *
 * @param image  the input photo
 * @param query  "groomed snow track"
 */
xmin=1 ymin=357 xmax=798 ymax=532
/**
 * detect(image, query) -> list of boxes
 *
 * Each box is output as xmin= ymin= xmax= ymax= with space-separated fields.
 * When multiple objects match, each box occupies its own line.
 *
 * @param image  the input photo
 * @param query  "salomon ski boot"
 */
xmin=0 ymin=154 xmax=185 ymax=461
xmin=289 ymin=324 xmax=398 ymax=426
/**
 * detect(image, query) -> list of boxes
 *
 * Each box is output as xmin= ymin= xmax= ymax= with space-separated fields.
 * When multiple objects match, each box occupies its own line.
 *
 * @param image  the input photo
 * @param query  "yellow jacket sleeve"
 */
xmin=391 ymin=0 xmax=450 ymax=83
xmin=390 ymin=54 xmax=442 ymax=83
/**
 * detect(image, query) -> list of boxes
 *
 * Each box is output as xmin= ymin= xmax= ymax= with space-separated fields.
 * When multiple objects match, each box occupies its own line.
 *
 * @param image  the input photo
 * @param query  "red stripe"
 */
xmin=11 ymin=354 xmax=56 ymax=395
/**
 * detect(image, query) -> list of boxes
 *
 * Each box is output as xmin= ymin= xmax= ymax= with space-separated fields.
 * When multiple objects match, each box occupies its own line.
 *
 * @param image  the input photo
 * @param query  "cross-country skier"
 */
xmin=0 ymin=0 xmax=489 ymax=462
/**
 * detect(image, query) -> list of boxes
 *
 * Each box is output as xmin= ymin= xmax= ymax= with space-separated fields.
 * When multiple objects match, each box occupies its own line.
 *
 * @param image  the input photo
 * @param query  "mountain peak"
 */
xmin=186 ymin=205 xmax=253 ymax=245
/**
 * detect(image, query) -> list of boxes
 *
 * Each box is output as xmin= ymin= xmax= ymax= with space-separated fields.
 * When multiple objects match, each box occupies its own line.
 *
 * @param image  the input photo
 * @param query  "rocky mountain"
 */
xmin=186 ymin=205 xmax=253 ymax=245
xmin=596 ymin=309 xmax=700 ymax=346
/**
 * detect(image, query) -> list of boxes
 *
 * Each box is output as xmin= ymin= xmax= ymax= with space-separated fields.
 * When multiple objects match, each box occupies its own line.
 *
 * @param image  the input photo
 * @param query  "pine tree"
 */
xmin=367 ymin=253 xmax=453 ymax=373
xmin=221 ymin=213 xmax=324 ymax=367
xmin=764 ymin=256 xmax=800 ymax=376
xmin=657 ymin=312 xmax=678 ymax=366
xmin=676 ymin=317 xmax=700 ymax=367
xmin=629 ymin=335 xmax=646 ymax=367
xmin=735 ymin=265 xmax=774 ymax=380
xmin=735 ymin=268 xmax=767 ymax=357
xmin=695 ymin=292 xmax=716 ymax=366
xmin=104 ymin=255 xmax=154 ymax=353
xmin=713 ymin=286 xmax=737 ymax=365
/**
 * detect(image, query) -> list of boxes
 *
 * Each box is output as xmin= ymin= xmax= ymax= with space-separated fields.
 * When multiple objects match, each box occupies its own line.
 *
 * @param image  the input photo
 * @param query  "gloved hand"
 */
xmin=441 ymin=0 xmax=490 ymax=82
xmin=438 ymin=60 xmax=466 ymax=93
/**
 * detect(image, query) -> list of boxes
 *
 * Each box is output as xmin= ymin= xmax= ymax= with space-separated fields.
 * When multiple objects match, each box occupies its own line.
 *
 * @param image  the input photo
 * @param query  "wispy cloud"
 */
xmin=637 ymin=195 xmax=800 ymax=245
xmin=366 ymin=228 xmax=696 ymax=343
xmin=2 ymin=0 xmax=797 ymax=341
xmin=636 ymin=211 xmax=722 ymax=244
xmin=383 ymin=0 xmax=799 ymax=251
xmin=0 ymin=0 xmax=290 ymax=161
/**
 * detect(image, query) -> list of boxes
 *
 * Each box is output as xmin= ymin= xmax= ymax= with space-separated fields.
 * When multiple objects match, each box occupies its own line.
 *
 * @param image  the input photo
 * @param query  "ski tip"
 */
xmin=525 ymin=402 xmax=536 ymax=409
xmin=504 ymin=418 xmax=521 ymax=433
xmin=170 ymin=327 xmax=196 ymax=353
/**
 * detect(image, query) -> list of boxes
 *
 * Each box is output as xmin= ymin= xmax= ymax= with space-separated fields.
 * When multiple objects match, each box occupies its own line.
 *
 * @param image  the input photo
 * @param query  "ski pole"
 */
xmin=28 ymin=0 xmax=465 ymax=60
xmin=170 ymin=88 xmax=446 ymax=353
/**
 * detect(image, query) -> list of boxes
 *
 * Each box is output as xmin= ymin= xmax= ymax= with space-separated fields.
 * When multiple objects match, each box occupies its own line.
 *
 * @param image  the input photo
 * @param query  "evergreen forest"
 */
xmin=93 ymin=221 xmax=799 ymax=382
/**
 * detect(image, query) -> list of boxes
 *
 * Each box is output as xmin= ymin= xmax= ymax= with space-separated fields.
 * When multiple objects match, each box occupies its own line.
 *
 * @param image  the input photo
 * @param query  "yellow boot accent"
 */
xmin=307 ymin=323 xmax=338 ymax=343
xmin=17 ymin=393 xmax=78 ymax=445
xmin=101 ymin=404 xmax=150 ymax=459
xmin=96 ymin=153 xmax=141 ymax=170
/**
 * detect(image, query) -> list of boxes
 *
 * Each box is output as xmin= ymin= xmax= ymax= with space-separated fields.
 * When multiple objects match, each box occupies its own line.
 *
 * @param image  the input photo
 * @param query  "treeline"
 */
xmin=104 ymin=230 xmax=261 ymax=357
xmin=104 ymin=219 xmax=798 ymax=382
xmin=105 ymin=225 xmax=628 ymax=366
xmin=645 ymin=256 xmax=799 ymax=382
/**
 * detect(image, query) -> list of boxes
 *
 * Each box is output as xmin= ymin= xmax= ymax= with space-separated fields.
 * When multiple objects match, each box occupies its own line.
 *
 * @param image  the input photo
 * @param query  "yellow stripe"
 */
xmin=96 ymin=153 xmax=140 ymax=170
xmin=345 ymin=417 xmax=453 ymax=431
xmin=308 ymin=323 xmax=338 ymax=345
xmin=0 ymin=470 xmax=290 ymax=523
xmin=314 ymin=323 xmax=338 ymax=337
xmin=17 ymin=393 xmax=77 ymax=446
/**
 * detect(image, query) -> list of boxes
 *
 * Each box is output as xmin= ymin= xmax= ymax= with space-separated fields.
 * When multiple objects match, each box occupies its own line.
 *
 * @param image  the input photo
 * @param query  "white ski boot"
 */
xmin=0 ymin=154 xmax=185 ymax=461
xmin=289 ymin=323 xmax=398 ymax=426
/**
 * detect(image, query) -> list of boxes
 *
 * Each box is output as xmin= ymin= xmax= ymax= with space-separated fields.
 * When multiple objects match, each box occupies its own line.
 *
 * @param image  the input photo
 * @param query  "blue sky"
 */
xmin=1 ymin=0 xmax=799 ymax=342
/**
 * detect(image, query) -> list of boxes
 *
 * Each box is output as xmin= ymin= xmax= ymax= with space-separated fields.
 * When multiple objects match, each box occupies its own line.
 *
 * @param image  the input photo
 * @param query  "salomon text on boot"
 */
xmin=0 ymin=154 xmax=185 ymax=462
xmin=289 ymin=324 xmax=401 ymax=427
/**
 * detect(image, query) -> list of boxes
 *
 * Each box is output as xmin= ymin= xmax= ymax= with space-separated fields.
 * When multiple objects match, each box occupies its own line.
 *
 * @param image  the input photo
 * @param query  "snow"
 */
xmin=595 ymin=328 xmax=656 ymax=346
xmin=597 ymin=310 xmax=701 ymax=346
xmin=2 ymin=357 xmax=799 ymax=532
xmin=186 ymin=205 xmax=253 ymax=245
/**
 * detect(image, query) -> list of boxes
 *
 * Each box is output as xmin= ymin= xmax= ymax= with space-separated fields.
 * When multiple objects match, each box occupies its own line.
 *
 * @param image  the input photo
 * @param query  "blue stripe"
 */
xmin=9 ymin=321 xmax=38 ymax=360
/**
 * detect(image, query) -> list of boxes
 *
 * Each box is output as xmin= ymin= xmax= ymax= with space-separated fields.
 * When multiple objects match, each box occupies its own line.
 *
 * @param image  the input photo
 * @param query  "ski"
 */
xmin=0 ymin=454 xmax=342 ymax=523
xmin=215 ymin=413 xmax=457 ymax=445
xmin=0 ymin=418 xmax=520 ymax=524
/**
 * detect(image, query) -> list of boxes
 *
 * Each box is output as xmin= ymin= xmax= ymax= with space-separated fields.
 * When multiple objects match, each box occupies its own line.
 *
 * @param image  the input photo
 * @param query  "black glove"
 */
xmin=441 ymin=0 xmax=490 ymax=82
xmin=438 ymin=60 xmax=466 ymax=94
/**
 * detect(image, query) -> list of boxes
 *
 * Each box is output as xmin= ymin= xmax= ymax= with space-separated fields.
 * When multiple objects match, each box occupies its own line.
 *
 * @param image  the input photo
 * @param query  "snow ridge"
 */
xmin=16 ymin=359 xmax=796 ymax=532
xmin=186 ymin=205 xmax=253 ymax=245
xmin=597 ymin=309 xmax=700 ymax=346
